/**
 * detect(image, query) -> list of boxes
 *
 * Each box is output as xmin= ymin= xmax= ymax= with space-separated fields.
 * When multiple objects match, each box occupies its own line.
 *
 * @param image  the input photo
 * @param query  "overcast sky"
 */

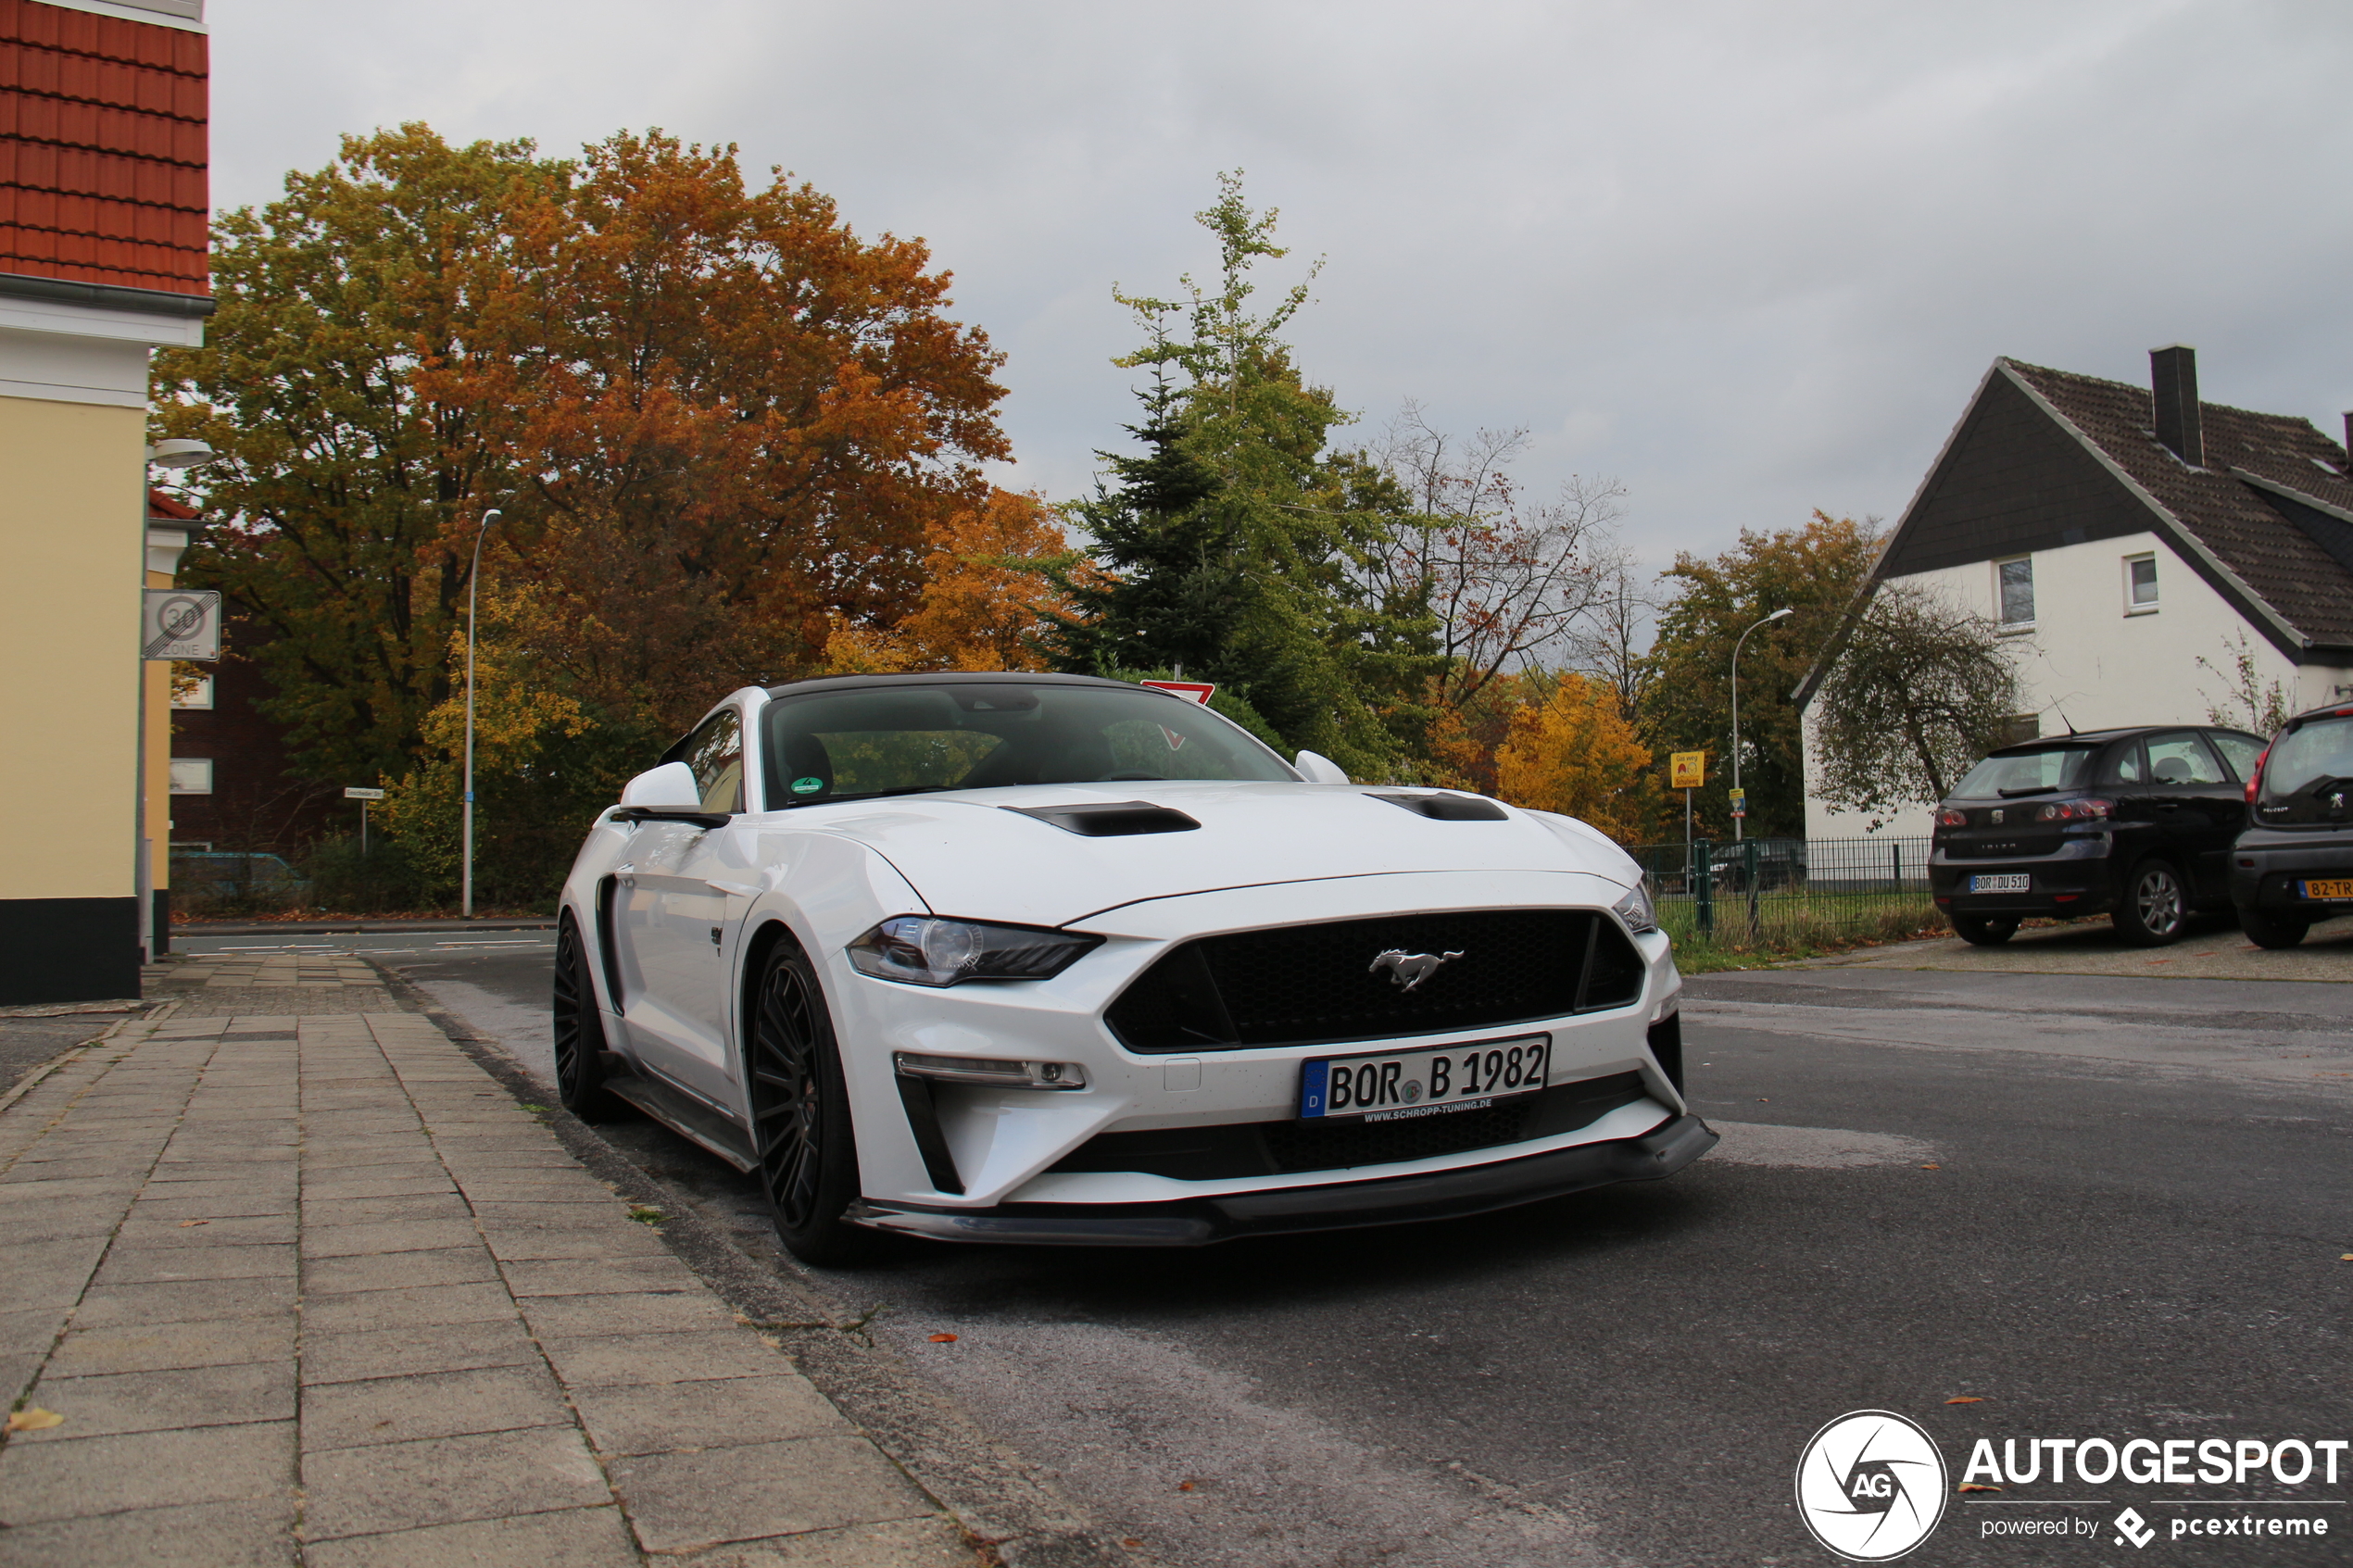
xmin=208 ymin=0 xmax=2353 ymax=574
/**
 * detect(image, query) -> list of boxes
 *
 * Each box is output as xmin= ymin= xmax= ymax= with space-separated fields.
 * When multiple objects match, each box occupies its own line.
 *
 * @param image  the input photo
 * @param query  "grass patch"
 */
xmin=1658 ymin=889 xmax=1947 ymax=971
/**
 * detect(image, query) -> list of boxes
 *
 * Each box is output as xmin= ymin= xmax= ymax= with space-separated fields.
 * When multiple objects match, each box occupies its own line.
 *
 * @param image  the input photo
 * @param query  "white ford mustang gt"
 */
xmin=553 ymin=671 xmax=1715 ymax=1263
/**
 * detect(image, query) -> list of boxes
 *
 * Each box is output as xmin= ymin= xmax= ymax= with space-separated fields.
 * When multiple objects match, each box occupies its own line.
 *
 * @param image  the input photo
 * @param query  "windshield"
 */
xmin=1951 ymin=745 xmax=2099 ymax=799
xmin=758 ymin=682 xmax=1296 ymax=807
xmin=2263 ymin=717 xmax=2353 ymax=799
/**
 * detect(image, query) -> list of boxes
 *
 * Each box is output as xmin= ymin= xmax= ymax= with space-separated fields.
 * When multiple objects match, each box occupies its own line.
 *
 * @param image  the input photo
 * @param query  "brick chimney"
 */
xmin=2150 ymin=345 xmax=2203 ymax=467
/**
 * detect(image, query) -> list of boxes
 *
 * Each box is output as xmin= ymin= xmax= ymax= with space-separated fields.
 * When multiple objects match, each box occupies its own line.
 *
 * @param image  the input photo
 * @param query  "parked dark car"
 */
xmin=2229 ymin=704 xmax=2353 ymax=947
xmin=1929 ymin=725 xmax=2267 ymax=947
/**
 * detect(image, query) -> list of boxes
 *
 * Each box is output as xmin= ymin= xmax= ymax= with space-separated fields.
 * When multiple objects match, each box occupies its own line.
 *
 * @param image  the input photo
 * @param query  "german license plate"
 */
xmin=1298 ymin=1035 xmax=1551 ymax=1122
xmin=2300 ymin=878 xmax=2353 ymax=899
xmin=1969 ymin=873 xmax=2031 ymax=893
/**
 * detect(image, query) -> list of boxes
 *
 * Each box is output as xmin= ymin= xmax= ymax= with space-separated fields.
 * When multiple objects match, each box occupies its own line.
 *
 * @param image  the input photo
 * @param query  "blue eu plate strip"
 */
xmin=1297 ymin=1060 xmax=1329 ymax=1119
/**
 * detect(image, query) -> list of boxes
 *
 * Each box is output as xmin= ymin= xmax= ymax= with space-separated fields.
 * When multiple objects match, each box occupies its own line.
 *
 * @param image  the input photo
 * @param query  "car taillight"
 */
xmin=2246 ymin=743 xmax=2271 ymax=806
xmin=1934 ymin=809 xmax=1966 ymax=828
xmin=2034 ymin=797 xmax=2113 ymax=822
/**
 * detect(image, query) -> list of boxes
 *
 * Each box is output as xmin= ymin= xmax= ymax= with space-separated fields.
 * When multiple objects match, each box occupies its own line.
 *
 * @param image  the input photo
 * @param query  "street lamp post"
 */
xmin=461 ymin=508 xmax=503 ymax=920
xmin=1729 ymin=606 xmax=1793 ymax=844
xmin=140 ymin=439 xmax=216 ymax=964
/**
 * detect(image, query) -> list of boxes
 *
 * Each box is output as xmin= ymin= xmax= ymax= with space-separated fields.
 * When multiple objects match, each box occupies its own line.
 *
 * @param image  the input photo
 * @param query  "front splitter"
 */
xmin=845 ymin=1112 xmax=1719 ymax=1247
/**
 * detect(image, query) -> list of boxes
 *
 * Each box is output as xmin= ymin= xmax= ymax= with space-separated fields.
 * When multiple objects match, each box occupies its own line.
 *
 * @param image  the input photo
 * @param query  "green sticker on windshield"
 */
xmin=791 ymin=776 xmax=824 ymax=795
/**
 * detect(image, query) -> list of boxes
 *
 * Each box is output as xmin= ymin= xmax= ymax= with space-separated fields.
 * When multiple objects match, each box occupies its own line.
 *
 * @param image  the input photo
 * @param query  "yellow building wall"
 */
xmin=0 ymin=393 xmax=145 ymax=900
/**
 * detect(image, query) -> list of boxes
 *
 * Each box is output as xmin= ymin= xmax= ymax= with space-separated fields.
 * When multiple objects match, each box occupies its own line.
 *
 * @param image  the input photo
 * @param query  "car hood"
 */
xmin=780 ymin=781 xmax=1640 ymax=928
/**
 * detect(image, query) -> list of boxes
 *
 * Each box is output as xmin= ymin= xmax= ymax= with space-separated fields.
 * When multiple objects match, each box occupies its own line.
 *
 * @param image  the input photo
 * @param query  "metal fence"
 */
xmin=1626 ymin=835 xmax=1940 ymax=951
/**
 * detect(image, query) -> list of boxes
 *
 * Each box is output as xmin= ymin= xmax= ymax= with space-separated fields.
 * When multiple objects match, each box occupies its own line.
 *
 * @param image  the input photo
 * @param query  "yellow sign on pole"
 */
xmin=1669 ymin=751 xmax=1706 ymax=790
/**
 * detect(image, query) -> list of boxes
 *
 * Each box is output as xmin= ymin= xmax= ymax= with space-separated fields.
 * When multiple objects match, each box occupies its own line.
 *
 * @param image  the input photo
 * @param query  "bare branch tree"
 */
xmin=1812 ymin=582 xmax=2020 ymax=816
xmin=1561 ymin=545 xmax=1662 ymax=724
xmin=1363 ymin=401 xmax=1627 ymax=709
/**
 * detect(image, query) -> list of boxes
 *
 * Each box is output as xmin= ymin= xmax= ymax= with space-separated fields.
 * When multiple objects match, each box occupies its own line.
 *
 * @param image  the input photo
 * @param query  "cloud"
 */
xmin=207 ymin=0 xmax=2353 ymax=571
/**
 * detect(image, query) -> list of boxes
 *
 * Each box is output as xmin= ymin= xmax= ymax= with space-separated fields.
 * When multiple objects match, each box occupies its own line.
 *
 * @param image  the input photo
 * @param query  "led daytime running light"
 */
xmin=893 ymin=1052 xmax=1088 ymax=1090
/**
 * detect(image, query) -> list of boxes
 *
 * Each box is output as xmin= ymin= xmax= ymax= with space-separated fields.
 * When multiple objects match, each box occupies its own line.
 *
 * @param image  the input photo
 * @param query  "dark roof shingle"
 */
xmin=2003 ymin=358 xmax=2353 ymax=651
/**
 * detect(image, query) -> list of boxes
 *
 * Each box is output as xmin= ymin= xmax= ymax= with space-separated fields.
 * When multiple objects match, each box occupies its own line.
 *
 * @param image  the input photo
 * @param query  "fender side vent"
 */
xmin=1002 ymin=801 xmax=1201 ymax=836
xmin=1365 ymin=791 xmax=1508 ymax=821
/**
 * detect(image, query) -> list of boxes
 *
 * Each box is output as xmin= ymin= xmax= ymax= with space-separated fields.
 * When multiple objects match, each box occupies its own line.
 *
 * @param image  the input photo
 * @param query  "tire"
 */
xmin=1951 ymin=914 xmax=2019 ymax=947
xmin=2239 ymin=908 xmax=2310 ymax=949
xmin=2113 ymin=859 xmax=2189 ymax=947
xmin=551 ymin=915 xmax=628 ymax=1122
xmin=748 ymin=939 xmax=878 ymax=1267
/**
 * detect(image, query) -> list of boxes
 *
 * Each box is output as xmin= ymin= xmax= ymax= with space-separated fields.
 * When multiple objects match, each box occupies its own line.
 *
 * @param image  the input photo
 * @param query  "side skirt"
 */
xmin=599 ymin=1053 xmax=758 ymax=1173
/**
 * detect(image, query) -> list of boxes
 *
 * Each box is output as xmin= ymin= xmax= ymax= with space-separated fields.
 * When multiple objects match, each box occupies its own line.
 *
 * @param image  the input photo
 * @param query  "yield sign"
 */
xmin=1140 ymin=679 xmax=1216 ymax=705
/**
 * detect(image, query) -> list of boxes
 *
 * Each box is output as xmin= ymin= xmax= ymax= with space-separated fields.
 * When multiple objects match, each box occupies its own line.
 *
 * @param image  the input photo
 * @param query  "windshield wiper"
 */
xmin=1996 ymin=785 xmax=2061 ymax=798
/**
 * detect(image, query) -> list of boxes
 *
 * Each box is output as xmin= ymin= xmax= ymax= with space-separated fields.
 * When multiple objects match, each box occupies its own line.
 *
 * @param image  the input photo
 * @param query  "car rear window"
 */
xmin=2263 ymin=716 xmax=2353 ymax=799
xmin=1952 ymin=746 xmax=2098 ymax=799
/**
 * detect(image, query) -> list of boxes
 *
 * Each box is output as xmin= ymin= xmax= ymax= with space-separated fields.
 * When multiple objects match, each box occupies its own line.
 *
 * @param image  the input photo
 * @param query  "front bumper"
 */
xmin=843 ymin=1110 xmax=1718 ymax=1247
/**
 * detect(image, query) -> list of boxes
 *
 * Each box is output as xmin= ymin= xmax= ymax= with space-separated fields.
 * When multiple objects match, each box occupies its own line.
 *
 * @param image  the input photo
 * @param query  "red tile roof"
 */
xmin=0 ymin=0 xmax=208 ymax=297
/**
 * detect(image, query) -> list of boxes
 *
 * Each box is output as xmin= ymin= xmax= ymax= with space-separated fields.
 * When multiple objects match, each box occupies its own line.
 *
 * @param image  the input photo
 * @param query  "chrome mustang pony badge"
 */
xmin=1369 ymin=948 xmax=1465 ymax=992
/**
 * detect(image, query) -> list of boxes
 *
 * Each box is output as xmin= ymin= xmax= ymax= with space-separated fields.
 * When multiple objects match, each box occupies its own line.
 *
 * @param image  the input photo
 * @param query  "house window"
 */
xmin=169 ymin=758 xmax=213 ymax=795
xmin=170 ymin=675 xmax=214 ymax=709
xmin=1995 ymin=557 xmax=2035 ymax=627
xmin=2124 ymin=554 xmax=2158 ymax=613
xmin=1999 ymin=714 xmax=2041 ymax=746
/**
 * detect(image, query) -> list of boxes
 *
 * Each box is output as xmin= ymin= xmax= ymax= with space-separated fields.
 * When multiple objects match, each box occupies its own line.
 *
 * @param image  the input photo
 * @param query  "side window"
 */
xmin=2124 ymin=553 xmax=2158 ymax=614
xmin=2207 ymin=731 xmax=2264 ymax=782
xmin=1995 ymin=557 xmax=2035 ymax=626
xmin=2144 ymin=732 xmax=2226 ymax=786
xmin=2104 ymin=743 xmax=2145 ymax=785
xmin=678 ymin=709 xmax=744 ymax=813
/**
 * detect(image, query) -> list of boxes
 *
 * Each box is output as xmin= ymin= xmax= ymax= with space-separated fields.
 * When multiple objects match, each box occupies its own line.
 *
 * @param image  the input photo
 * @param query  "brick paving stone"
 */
xmin=16 ymin=1359 xmax=296 ymax=1437
xmin=566 ymin=1376 xmax=850 ymax=1458
xmin=0 ymin=989 xmax=988 ymax=1568
xmin=0 ymin=1420 xmax=296 ymax=1524
xmin=0 ymin=1499 xmax=299 ymax=1567
xmin=302 ymin=1363 xmax=575 ymax=1450
xmin=606 ymin=1436 xmax=936 ymax=1553
xmin=299 ymin=1424 xmax=612 ymax=1541
xmin=300 ymin=1504 xmax=641 ymax=1568
xmin=301 ymin=1319 xmax=545 ymax=1386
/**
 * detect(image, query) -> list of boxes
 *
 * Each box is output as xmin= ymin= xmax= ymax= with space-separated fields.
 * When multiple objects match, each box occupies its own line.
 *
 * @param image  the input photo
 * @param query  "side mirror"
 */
xmin=620 ymin=761 xmax=702 ymax=810
xmin=1294 ymin=750 xmax=1350 ymax=785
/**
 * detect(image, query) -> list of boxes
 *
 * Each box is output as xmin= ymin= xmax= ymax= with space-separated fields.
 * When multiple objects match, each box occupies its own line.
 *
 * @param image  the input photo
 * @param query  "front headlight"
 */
xmin=1612 ymin=882 xmax=1658 ymax=934
xmin=848 ymin=916 xmax=1101 ymax=987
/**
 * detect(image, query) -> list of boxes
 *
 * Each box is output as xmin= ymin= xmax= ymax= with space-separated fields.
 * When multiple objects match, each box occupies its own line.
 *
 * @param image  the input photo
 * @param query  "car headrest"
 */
xmin=779 ymin=732 xmax=834 ymax=802
xmin=2153 ymin=758 xmax=2189 ymax=784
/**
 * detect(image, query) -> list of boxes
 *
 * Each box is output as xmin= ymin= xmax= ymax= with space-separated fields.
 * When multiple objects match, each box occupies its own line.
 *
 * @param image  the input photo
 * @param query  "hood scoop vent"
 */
xmin=1002 ymin=800 xmax=1202 ymax=837
xmin=1365 ymin=791 xmax=1508 ymax=822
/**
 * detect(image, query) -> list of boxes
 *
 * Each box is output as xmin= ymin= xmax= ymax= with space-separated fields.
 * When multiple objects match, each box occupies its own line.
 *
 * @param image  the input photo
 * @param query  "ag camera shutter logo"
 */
xmin=1795 ymin=1411 xmax=1949 ymax=1561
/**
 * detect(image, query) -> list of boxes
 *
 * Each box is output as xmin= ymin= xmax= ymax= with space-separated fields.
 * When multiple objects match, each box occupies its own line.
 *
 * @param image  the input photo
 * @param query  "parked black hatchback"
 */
xmin=2229 ymin=705 xmax=2353 ymax=947
xmin=1929 ymin=725 xmax=2267 ymax=947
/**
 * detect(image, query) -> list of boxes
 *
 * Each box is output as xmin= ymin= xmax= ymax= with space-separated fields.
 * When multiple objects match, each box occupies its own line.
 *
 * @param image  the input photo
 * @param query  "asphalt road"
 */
xmin=348 ymin=936 xmax=2351 ymax=1568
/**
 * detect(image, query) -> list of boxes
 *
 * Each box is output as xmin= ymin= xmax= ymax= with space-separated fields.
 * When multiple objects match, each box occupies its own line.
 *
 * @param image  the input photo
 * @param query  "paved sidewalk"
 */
xmin=0 ymin=961 xmax=980 ymax=1565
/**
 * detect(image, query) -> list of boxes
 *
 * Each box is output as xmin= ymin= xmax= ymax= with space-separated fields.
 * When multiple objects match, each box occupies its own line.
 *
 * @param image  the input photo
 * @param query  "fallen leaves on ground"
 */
xmin=179 ymin=1219 xmax=209 ymax=1227
xmin=1177 ymin=1480 xmax=1196 ymax=1491
xmin=928 ymin=1333 xmax=958 ymax=1343
xmin=1957 ymin=1483 xmax=2003 ymax=1493
xmin=1919 ymin=1163 xmax=1941 ymax=1171
xmin=6 ymin=1408 xmax=63 ymax=1434
xmin=1945 ymin=1397 xmax=1983 ymax=1404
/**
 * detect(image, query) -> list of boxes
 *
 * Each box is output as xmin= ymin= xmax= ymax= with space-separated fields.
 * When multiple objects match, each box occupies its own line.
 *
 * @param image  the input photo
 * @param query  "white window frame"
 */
xmin=170 ymin=674 xmax=214 ymax=709
xmin=168 ymin=758 xmax=213 ymax=795
xmin=1994 ymin=555 xmax=2036 ymax=631
xmin=2123 ymin=552 xmax=2159 ymax=615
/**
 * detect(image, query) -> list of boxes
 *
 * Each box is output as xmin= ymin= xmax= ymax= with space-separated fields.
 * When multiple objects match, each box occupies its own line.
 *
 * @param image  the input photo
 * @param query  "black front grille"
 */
xmin=1105 ymin=909 xmax=1643 ymax=1053
xmin=1047 ymin=1072 xmax=1653 ymax=1180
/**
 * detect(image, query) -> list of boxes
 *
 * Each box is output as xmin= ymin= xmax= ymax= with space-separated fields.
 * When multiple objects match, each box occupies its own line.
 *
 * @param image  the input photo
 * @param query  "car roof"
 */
xmin=760 ymin=671 xmax=1164 ymax=699
xmin=2282 ymin=702 xmax=2353 ymax=728
xmin=1982 ymin=723 xmax=2257 ymax=758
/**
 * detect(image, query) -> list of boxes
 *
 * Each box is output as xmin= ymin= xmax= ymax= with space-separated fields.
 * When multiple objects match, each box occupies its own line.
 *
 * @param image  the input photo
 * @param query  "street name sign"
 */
xmin=345 ymin=787 xmax=386 ymax=801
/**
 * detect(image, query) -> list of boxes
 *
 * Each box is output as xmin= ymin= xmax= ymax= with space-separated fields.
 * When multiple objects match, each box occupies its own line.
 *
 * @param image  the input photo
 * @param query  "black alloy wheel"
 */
xmin=1951 ymin=913 xmax=2019 ymax=947
xmin=551 ymin=916 xmax=626 ymax=1122
xmin=2114 ymin=859 xmax=2188 ymax=947
xmin=748 ymin=941 xmax=875 ymax=1266
xmin=2239 ymin=908 xmax=2310 ymax=949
